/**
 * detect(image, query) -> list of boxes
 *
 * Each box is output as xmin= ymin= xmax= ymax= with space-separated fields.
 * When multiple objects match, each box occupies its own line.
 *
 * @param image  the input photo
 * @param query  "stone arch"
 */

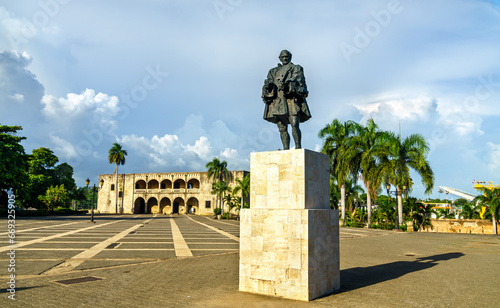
xmin=173 ymin=179 xmax=186 ymax=189
xmin=186 ymin=197 xmax=199 ymax=214
xmin=147 ymin=197 xmax=158 ymax=214
xmin=173 ymin=197 xmax=185 ymax=214
xmin=148 ymin=179 xmax=159 ymax=189
xmin=135 ymin=180 xmax=146 ymax=189
xmin=187 ymin=178 xmax=200 ymax=189
xmin=161 ymin=179 xmax=172 ymax=189
xmin=134 ymin=197 xmax=146 ymax=214
xmin=160 ymin=197 xmax=171 ymax=214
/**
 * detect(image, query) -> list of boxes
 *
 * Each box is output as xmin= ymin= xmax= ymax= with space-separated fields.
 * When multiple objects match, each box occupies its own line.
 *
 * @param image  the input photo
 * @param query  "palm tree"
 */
xmin=318 ymin=119 xmax=356 ymax=225
xmin=347 ymin=119 xmax=385 ymax=228
xmin=473 ymin=187 xmax=500 ymax=235
xmin=211 ymin=180 xmax=231 ymax=217
xmin=459 ymin=201 xmax=481 ymax=219
xmin=233 ymin=173 xmax=250 ymax=216
xmin=378 ymin=132 xmax=434 ymax=228
xmin=206 ymin=158 xmax=232 ymax=216
xmin=108 ymin=143 xmax=127 ymax=213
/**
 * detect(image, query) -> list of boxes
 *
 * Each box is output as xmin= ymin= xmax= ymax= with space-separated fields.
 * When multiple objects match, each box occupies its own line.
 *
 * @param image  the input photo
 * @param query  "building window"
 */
xmin=205 ymin=201 xmax=211 ymax=209
xmin=135 ymin=183 xmax=139 ymax=189
xmin=161 ymin=183 xmax=166 ymax=189
xmin=119 ymin=191 xmax=123 ymax=197
xmin=111 ymin=184 xmax=115 ymax=191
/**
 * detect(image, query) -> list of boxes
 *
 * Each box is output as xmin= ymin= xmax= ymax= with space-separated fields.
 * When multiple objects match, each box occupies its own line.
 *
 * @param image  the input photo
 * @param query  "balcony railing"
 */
xmin=134 ymin=188 xmax=200 ymax=194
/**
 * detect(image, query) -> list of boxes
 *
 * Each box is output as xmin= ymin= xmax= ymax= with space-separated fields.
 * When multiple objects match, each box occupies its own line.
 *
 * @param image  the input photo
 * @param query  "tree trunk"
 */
xmin=493 ymin=212 xmax=497 ymax=235
xmin=341 ymin=183 xmax=346 ymax=225
xmin=220 ymin=194 xmax=224 ymax=217
xmin=366 ymin=188 xmax=372 ymax=228
xmin=397 ymin=188 xmax=403 ymax=229
xmin=115 ymin=165 xmax=119 ymax=214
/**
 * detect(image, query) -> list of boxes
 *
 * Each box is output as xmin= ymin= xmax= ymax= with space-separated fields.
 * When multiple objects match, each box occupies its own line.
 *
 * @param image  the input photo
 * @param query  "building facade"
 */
xmin=97 ymin=171 xmax=248 ymax=215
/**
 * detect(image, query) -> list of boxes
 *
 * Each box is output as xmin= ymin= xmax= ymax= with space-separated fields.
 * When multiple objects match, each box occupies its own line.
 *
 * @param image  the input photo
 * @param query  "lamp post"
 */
xmin=86 ymin=178 xmax=104 ymax=223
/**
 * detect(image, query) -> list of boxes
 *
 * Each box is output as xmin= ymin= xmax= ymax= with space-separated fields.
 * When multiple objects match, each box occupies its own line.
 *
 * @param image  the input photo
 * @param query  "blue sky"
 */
xmin=1 ymin=0 xmax=499 ymax=199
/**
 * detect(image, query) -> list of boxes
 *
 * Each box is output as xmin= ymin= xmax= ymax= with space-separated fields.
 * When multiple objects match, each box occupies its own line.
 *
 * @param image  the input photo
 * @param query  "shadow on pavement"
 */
xmin=339 ymin=252 xmax=464 ymax=292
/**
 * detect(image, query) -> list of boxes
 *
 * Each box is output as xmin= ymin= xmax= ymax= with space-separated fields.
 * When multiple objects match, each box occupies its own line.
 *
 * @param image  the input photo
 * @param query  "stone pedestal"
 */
xmin=239 ymin=149 xmax=340 ymax=301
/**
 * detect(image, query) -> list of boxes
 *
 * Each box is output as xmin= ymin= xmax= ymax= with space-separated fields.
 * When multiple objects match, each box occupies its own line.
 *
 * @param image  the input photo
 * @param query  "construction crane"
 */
xmin=472 ymin=180 xmax=499 ymax=219
xmin=437 ymin=186 xmax=475 ymax=201
xmin=472 ymin=181 xmax=500 ymax=191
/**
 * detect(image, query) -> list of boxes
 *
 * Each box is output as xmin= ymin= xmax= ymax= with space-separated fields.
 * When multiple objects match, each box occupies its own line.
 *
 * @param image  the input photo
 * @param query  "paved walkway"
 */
xmin=1 ymin=215 xmax=498 ymax=307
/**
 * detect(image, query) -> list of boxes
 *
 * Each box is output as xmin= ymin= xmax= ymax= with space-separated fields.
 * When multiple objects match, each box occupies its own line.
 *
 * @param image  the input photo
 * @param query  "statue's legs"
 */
xmin=277 ymin=120 xmax=290 ymax=150
xmin=290 ymin=115 xmax=301 ymax=149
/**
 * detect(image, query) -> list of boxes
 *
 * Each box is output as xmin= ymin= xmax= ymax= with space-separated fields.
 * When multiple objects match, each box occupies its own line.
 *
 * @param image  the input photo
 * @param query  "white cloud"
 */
xmin=9 ymin=93 xmax=24 ymax=102
xmin=353 ymin=95 xmax=438 ymax=125
xmin=486 ymin=142 xmax=500 ymax=173
xmin=41 ymin=88 xmax=119 ymax=134
xmin=49 ymin=133 xmax=78 ymax=160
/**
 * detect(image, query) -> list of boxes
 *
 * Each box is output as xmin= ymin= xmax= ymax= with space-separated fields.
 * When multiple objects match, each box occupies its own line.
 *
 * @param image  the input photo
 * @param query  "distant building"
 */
xmin=97 ymin=171 xmax=248 ymax=215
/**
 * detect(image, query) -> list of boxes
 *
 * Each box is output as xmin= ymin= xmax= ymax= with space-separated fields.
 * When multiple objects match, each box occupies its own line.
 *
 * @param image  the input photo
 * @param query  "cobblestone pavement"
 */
xmin=3 ymin=215 xmax=498 ymax=307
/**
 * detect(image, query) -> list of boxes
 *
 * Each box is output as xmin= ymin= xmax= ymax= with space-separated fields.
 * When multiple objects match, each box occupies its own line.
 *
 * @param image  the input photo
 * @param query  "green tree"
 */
xmin=378 ymin=132 xmax=435 ymax=228
xmin=211 ymin=180 xmax=231 ymax=218
xmin=206 ymin=157 xmax=232 ymax=216
xmin=348 ymin=119 xmax=386 ymax=228
xmin=233 ymin=173 xmax=250 ymax=212
xmin=473 ymin=188 xmax=500 ymax=235
xmin=0 ymin=124 xmax=28 ymax=206
xmin=459 ymin=201 xmax=481 ymax=219
xmin=27 ymin=147 xmax=59 ymax=209
xmin=108 ymin=143 xmax=127 ymax=213
xmin=38 ymin=184 xmax=70 ymax=210
xmin=53 ymin=163 xmax=76 ymax=193
xmin=412 ymin=204 xmax=434 ymax=231
xmin=329 ymin=174 xmax=341 ymax=209
xmin=318 ymin=119 xmax=356 ymax=224
xmin=72 ymin=186 xmax=88 ymax=209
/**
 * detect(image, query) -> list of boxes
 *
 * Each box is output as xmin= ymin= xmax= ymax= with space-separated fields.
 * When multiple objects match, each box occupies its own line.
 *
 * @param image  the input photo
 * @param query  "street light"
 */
xmin=86 ymin=178 xmax=104 ymax=223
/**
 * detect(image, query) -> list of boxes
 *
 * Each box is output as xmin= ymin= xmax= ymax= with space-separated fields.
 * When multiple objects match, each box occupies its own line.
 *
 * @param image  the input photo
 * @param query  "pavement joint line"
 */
xmin=0 ymin=220 xmax=123 ymax=252
xmin=170 ymin=218 xmax=193 ymax=257
xmin=0 ymin=221 xmax=82 ymax=236
xmin=203 ymin=216 xmax=240 ymax=227
xmin=187 ymin=215 xmax=240 ymax=242
xmin=16 ymin=248 xmax=87 ymax=251
xmin=110 ymin=248 xmax=175 ymax=250
xmin=41 ymin=218 xmax=156 ymax=275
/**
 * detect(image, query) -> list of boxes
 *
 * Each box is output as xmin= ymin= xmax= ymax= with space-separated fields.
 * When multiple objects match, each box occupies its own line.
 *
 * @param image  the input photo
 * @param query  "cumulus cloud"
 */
xmin=118 ymin=117 xmax=250 ymax=173
xmin=41 ymin=88 xmax=119 ymax=134
xmin=353 ymin=95 xmax=438 ymax=126
xmin=0 ymin=50 xmax=45 ymax=136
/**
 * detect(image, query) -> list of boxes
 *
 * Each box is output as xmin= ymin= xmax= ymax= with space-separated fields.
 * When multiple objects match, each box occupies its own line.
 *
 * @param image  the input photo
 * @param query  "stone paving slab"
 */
xmin=1 ymin=231 xmax=498 ymax=307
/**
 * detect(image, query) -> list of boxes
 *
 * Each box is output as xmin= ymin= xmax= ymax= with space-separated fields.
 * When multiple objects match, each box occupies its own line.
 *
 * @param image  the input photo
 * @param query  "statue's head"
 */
xmin=279 ymin=50 xmax=292 ymax=65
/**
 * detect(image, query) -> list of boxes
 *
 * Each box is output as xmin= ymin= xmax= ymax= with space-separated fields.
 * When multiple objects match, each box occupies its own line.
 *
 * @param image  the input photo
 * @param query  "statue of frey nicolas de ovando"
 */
xmin=261 ymin=50 xmax=311 ymax=150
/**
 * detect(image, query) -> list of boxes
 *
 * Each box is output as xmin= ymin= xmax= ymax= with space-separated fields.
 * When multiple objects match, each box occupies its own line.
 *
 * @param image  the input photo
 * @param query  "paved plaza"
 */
xmin=1 ymin=215 xmax=499 ymax=307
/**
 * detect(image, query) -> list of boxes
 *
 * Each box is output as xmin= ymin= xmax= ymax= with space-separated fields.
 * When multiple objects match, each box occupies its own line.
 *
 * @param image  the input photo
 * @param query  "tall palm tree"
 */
xmin=318 ymin=119 xmax=356 ymax=224
xmin=347 ymin=119 xmax=385 ymax=228
xmin=233 ymin=173 xmax=250 ymax=213
xmin=108 ymin=143 xmax=127 ymax=213
xmin=473 ymin=187 xmax=500 ymax=235
xmin=211 ymin=180 xmax=231 ymax=217
xmin=378 ymin=132 xmax=434 ymax=228
xmin=206 ymin=158 xmax=232 ymax=216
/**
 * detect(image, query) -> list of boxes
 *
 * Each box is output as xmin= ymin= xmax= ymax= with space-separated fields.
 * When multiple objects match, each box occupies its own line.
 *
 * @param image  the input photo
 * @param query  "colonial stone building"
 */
xmin=97 ymin=171 xmax=248 ymax=215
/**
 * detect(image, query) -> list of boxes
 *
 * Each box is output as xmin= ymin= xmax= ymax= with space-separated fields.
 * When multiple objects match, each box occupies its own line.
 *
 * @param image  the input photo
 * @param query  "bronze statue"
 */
xmin=262 ymin=50 xmax=311 ymax=150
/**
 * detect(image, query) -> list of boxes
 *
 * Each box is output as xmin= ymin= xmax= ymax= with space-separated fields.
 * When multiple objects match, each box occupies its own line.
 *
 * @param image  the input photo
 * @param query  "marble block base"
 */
xmin=239 ymin=149 xmax=340 ymax=301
